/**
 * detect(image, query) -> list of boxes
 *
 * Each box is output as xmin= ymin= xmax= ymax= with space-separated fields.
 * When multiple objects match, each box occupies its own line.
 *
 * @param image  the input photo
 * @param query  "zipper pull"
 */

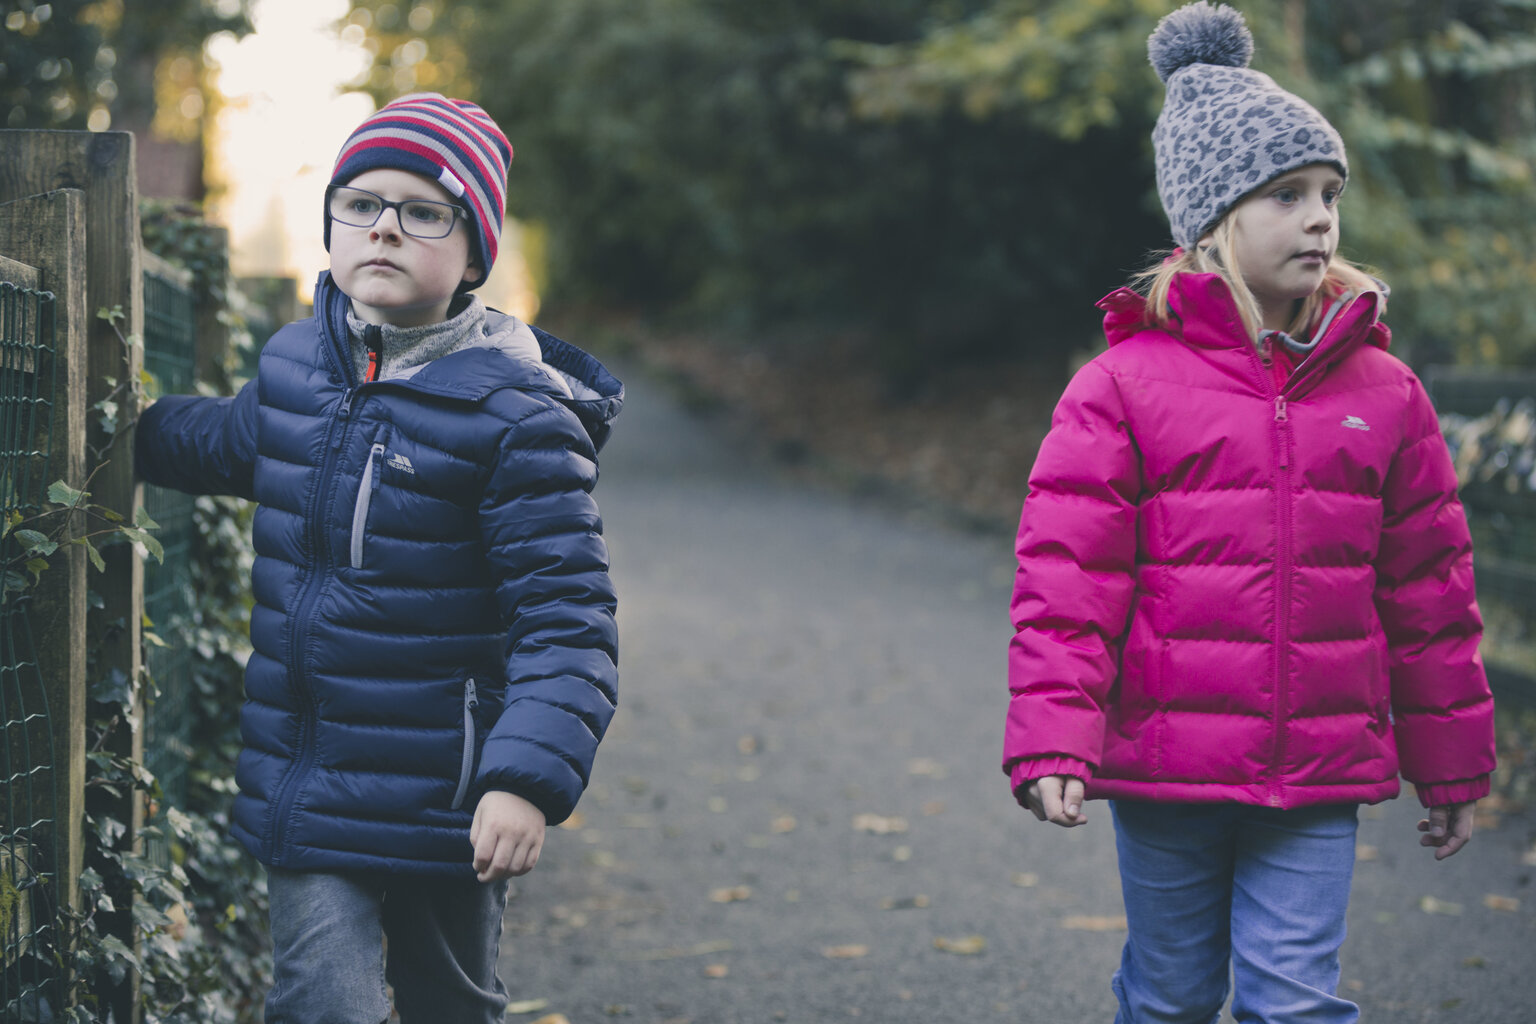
xmin=1259 ymin=333 xmax=1274 ymax=367
xmin=331 ymin=390 xmax=355 ymax=449
xmin=363 ymin=324 xmax=383 ymax=383
xmin=1275 ymin=397 xmax=1290 ymax=469
xmin=465 ymin=678 xmax=478 ymax=711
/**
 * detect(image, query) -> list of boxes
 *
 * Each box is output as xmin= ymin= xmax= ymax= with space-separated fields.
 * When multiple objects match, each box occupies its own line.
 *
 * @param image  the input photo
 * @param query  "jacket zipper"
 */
xmin=266 ymin=383 xmax=363 ymax=863
xmin=1259 ymin=349 xmax=1295 ymax=807
xmin=350 ymin=442 xmax=387 ymax=569
xmin=450 ymin=678 xmax=479 ymax=811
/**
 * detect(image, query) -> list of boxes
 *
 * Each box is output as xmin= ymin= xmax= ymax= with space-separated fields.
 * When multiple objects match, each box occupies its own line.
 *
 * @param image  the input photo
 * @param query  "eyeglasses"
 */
xmin=326 ymin=185 xmax=467 ymax=239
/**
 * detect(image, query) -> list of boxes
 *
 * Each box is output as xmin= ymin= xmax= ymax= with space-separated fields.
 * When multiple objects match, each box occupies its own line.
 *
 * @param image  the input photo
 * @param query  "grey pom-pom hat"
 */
xmin=1150 ymin=1 xmax=1347 ymax=250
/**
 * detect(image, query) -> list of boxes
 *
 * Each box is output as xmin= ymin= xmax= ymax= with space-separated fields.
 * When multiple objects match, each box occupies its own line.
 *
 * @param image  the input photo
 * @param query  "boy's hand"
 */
xmin=470 ymin=790 xmax=547 ymax=881
xmin=1417 ymin=800 xmax=1476 ymax=860
xmin=1023 ymin=775 xmax=1087 ymax=827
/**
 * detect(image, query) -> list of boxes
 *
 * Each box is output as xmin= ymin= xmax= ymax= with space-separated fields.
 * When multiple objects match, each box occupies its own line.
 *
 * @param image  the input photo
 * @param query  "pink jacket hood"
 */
xmin=1004 ymin=273 xmax=1494 ymax=810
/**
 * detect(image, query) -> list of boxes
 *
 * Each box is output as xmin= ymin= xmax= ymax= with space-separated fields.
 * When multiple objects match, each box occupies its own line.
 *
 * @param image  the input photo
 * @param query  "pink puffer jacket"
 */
xmin=1003 ymin=272 xmax=1495 ymax=810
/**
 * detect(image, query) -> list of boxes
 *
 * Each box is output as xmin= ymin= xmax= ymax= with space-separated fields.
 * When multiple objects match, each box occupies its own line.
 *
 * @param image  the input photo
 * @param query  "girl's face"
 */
xmin=1224 ymin=164 xmax=1343 ymax=332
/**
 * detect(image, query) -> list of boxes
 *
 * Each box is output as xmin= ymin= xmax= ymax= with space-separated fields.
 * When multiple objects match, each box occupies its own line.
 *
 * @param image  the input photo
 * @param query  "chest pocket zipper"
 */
xmin=350 ymin=442 xmax=387 ymax=569
xmin=451 ymin=679 xmax=480 ymax=811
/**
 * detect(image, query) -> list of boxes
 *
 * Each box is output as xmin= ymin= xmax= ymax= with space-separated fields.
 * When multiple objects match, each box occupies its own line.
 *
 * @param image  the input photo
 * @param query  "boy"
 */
xmin=135 ymin=94 xmax=623 ymax=1023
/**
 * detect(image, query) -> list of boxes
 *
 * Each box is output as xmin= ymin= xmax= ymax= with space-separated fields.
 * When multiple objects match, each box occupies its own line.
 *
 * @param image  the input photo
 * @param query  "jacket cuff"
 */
xmin=1413 ymin=776 xmax=1492 ymax=809
xmin=1008 ymin=757 xmax=1094 ymax=803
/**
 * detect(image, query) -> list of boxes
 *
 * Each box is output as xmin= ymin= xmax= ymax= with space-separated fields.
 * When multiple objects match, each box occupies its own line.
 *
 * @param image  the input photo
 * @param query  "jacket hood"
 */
xmin=314 ymin=271 xmax=624 ymax=452
xmin=1096 ymin=271 xmax=1390 ymax=355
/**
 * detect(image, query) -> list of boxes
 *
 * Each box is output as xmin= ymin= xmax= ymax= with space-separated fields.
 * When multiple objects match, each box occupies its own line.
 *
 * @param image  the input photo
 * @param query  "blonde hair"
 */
xmin=1135 ymin=213 xmax=1381 ymax=343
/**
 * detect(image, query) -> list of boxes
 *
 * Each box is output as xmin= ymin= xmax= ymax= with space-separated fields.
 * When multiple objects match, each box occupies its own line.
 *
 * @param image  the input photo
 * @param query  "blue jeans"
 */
xmin=1109 ymin=801 xmax=1360 ymax=1024
xmin=264 ymin=867 xmax=510 ymax=1024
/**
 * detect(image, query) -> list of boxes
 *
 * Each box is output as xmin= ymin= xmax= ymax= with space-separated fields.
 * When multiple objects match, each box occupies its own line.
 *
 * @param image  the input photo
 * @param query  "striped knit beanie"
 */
xmin=1149 ymin=2 xmax=1346 ymax=251
xmin=326 ymin=93 xmax=512 ymax=285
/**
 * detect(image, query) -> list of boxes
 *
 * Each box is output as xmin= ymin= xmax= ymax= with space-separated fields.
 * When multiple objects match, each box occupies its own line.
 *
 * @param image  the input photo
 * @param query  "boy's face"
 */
xmin=329 ymin=167 xmax=484 ymax=327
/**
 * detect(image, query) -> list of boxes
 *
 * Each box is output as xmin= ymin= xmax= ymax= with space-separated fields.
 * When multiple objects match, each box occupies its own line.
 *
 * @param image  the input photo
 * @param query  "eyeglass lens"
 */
xmin=328 ymin=187 xmax=461 ymax=238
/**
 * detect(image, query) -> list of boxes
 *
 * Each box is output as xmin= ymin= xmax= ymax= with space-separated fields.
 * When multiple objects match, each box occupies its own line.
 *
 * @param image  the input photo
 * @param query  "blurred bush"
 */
xmin=344 ymin=0 xmax=1535 ymax=382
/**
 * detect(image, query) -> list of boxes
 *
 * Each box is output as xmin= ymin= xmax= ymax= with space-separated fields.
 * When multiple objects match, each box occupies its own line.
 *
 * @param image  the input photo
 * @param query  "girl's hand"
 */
xmin=1417 ymin=800 xmax=1476 ymax=860
xmin=1024 ymin=775 xmax=1087 ymax=827
xmin=470 ymin=790 xmax=547 ymax=881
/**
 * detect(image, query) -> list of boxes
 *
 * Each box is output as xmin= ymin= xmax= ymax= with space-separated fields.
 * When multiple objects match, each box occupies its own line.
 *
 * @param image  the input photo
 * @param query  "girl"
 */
xmin=1001 ymin=4 xmax=1496 ymax=1022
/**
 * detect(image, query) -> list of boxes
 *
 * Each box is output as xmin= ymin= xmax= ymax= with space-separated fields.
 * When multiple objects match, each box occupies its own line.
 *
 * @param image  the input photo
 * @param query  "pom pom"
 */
xmin=1148 ymin=2 xmax=1254 ymax=83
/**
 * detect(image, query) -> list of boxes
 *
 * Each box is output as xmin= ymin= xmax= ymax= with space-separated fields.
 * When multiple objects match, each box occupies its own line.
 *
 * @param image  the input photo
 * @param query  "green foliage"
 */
xmin=2 ymin=203 xmax=268 ymax=1022
xmin=347 ymin=0 xmax=1536 ymax=376
xmin=348 ymin=0 xmax=1164 ymax=380
xmin=0 ymin=0 xmax=253 ymax=130
xmin=1 ymin=468 xmax=160 ymax=601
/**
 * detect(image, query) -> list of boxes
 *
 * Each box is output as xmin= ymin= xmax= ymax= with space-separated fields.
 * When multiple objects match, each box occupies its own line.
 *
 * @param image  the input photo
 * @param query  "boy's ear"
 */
xmin=462 ymin=262 xmax=485 ymax=286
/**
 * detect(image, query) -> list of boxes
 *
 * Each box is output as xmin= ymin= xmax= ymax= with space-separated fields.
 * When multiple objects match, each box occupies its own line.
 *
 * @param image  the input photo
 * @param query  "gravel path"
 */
xmin=496 ymin=360 xmax=1536 ymax=1024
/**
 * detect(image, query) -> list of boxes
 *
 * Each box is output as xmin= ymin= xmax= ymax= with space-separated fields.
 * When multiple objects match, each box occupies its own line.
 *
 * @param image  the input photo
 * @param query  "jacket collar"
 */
xmin=313 ymin=272 xmax=625 ymax=452
xmin=1097 ymin=272 xmax=1390 ymax=363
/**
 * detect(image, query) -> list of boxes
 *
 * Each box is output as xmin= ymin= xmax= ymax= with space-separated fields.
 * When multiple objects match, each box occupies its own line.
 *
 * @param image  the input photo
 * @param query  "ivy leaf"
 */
xmin=96 ymin=933 xmax=139 ymax=983
xmin=16 ymin=529 xmax=58 ymax=557
xmin=122 ymin=526 xmax=165 ymax=563
xmin=47 ymin=479 xmax=87 ymax=508
xmin=91 ymin=667 xmax=134 ymax=707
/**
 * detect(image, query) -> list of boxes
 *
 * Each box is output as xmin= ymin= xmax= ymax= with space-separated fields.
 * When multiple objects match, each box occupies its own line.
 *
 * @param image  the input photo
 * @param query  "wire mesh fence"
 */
xmin=0 ymin=280 xmax=66 ymax=1019
xmin=141 ymin=269 xmax=199 ymax=862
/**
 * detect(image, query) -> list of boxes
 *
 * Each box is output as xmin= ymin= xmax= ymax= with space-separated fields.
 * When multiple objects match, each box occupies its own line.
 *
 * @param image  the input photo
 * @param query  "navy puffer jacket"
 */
xmin=135 ymin=274 xmax=622 ymax=876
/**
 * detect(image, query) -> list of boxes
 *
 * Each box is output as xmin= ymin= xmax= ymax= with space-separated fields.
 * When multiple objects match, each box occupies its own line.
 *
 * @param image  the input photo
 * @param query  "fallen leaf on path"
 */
xmin=1061 ymin=915 xmax=1128 ymax=932
xmin=709 ymin=885 xmax=752 ymax=903
xmin=1011 ymin=872 xmax=1039 ymax=888
xmin=933 ymin=935 xmax=987 ymax=955
xmin=530 ymin=1016 xmax=571 ymax=1024
xmin=892 ymin=845 xmax=912 ymax=862
xmin=1419 ymin=895 xmax=1463 ymax=916
xmin=703 ymin=963 xmax=729 ymax=979
xmin=1483 ymin=894 xmax=1520 ymax=912
xmin=907 ymin=757 xmax=947 ymax=778
xmin=1523 ymin=844 xmax=1536 ymax=867
xmin=921 ymin=800 xmax=946 ymax=816
xmin=771 ymin=814 xmax=798 ymax=833
xmin=1354 ymin=844 xmax=1378 ymax=862
xmin=738 ymin=734 xmax=760 ymax=755
xmin=1462 ymin=956 xmax=1487 ymax=969
xmin=558 ymin=811 xmax=585 ymax=830
xmin=822 ymin=944 xmax=870 ymax=959
xmin=505 ymin=999 xmax=549 ymax=1015
xmin=708 ymin=796 xmax=729 ymax=813
xmin=852 ymin=813 xmax=908 ymax=834
xmin=880 ymin=895 xmax=930 ymax=910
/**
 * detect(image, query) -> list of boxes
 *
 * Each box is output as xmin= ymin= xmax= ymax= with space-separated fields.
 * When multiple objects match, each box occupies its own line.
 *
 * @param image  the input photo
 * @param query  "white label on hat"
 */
xmin=438 ymin=167 xmax=466 ymax=197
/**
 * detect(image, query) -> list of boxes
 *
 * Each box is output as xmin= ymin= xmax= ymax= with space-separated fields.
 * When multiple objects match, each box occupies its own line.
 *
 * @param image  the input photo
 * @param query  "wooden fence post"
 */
xmin=0 ymin=130 xmax=145 ymax=1023
xmin=0 ymin=189 xmax=89 ymax=914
